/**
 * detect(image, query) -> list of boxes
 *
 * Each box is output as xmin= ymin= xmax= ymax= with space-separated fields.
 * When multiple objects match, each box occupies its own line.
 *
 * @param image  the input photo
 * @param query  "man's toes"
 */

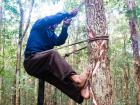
xmin=81 ymin=85 xmax=90 ymax=99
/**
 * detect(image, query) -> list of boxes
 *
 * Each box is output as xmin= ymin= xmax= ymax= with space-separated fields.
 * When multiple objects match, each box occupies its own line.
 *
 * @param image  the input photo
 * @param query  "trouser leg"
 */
xmin=24 ymin=50 xmax=83 ymax=103
xmin=42 ymin=70 xmax=83 ymax=104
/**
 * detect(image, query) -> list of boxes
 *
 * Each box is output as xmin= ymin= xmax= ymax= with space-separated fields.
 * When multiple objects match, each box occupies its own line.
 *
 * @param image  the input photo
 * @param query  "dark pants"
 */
xmin=23 ymin=50 xmax=83 ymax=104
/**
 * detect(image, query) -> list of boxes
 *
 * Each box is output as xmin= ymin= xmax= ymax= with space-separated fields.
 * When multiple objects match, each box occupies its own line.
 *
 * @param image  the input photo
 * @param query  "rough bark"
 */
xmin=126 ymin=0 xmax=140 ymax=104
xmin=85 ymin=0 xmax=112 ymax=105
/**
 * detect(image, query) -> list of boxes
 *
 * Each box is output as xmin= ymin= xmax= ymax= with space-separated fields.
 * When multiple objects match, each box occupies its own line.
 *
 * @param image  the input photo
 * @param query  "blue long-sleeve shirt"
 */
xmin=24 ymin=12 xmax=72 ymax=58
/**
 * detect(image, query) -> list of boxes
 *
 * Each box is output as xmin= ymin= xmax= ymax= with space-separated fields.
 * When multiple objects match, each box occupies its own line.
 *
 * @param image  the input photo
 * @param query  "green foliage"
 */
xmin=124 ymin=0 xmax=140 ymax=29
xmin=125 ymin=7 xmax=140 ymax=19
xmin=4 ymin=0 xmax=19 ymax=16
xmin=63 ymin=0 xmax=82 ymax=11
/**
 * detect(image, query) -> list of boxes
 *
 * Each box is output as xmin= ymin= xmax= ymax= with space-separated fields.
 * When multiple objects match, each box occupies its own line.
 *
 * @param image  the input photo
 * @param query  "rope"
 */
xmin=64 ymin=46 xmax=87 ymax=58
xmin=55 ymin=35 xmax=109 ymax=51
xmin=62 ymin=35 xmax=109 ymax=57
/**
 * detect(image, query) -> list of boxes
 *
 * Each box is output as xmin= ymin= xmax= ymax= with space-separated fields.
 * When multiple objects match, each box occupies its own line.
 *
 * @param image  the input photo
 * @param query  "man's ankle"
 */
xmin=70 ymin=75 xmax=80 ymax=83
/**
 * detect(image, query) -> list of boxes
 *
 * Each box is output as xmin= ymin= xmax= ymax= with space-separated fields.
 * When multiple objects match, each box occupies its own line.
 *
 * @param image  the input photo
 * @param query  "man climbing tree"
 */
xmin=23 ymin=9 xmax=91 ymax=104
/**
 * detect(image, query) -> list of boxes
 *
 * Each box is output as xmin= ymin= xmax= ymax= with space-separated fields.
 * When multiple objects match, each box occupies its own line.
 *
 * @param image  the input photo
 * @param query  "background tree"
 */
xmin=14 ymin=0 xmax=34 ymax=105
xmin=125 ymin=0 xmax=140 ymax=104
xmin=0 ymin=0 xmax=3 ymax=104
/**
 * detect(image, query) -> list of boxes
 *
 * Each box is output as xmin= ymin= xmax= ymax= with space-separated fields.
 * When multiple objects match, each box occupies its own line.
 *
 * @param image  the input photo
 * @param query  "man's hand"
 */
xmin=62 ymin=8 xmax=78 ymax=27
xmin=63 ymin=18 xmax=72 ymax=27
xmin=69 ymin=8 xmax=79 ymax=17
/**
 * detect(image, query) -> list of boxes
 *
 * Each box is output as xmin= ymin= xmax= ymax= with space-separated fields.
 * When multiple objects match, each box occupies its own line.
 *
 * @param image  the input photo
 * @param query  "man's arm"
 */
xmin=54 ymin=18 xmax=72 ymax=46
xmin=32 ymin=12 xmax=68 ymax=29
xmin=32 ymin=9 xmax=78 ymax=30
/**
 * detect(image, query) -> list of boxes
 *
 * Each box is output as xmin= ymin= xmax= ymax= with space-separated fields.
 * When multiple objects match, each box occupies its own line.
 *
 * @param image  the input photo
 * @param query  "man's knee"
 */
xmin=50 ymin=50 xmax=59 ymax=54
xmin=49 ymin=50 xmax=60 ymax=57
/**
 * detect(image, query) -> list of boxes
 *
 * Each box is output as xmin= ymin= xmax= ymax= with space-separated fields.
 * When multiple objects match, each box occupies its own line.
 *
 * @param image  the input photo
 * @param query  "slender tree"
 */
xmin=123 ymin=34 xmax=130 ymax=105
xmin=0 ymin=0 xmax=3 ymax=104
xmin=125 ymin=0 xmax=140 ymax=104
xmin=43 ymin=83 xmax=48 ymax=105
xmin=85 ymin=0 xmax=112 ymax=104
xmin=14 ymin=0 xmax=34 ymax=105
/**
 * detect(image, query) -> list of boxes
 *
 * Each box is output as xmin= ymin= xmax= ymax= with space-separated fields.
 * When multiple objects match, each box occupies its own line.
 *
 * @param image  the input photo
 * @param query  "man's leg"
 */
xmin=41 ymin=70 xmax=83 ymax=103
xmin=24 ymin=50 xmax=89 ymax=103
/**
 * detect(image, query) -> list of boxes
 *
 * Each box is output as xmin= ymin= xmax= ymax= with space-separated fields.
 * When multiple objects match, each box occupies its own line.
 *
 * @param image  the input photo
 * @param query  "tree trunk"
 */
xmin=15 ymin=1 xmax=24 ymax=103
xmin=130 ymin=19 xmax=140 ymax=105
xmin=85 ymin=0 xmax=112 ymax=105
xmin=14 ymin=1 xmax=34 ymax=105
xmin=123 ymin=35 xmax=130 ymax=105
xmin=123 ymin=65 xmax=130 ymax=105
xmin=34 ymin=79 xmax=38 ymax=105
xmin=16 ymin=40 xmax=22 ymax=105
xmin=126 ymin=0 xmax=140 ymax=105
xmin=44 ymin=83 xmax=49 ymax=105
xmin=0 ymin=0 xmax=4 ymax=104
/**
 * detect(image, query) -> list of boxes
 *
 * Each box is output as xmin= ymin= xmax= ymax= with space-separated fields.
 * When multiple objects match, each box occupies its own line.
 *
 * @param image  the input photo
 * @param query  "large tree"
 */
xmin=85 ymin=0 xmax=113 ymax=104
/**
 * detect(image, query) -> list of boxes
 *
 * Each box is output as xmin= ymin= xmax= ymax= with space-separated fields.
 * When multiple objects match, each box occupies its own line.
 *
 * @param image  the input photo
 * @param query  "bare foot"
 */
xmin=70 ymin=69 xmax=91 ymax=88
xmin=81 ymin=82 xmax=90 ymax=99
xmin=78 ymin=69 xmax=91 ymax=87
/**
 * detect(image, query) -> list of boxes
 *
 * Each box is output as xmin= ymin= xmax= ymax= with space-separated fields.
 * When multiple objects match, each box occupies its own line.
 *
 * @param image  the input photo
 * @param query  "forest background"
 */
xmin=0 ymin=0 xmax=140 ymax=105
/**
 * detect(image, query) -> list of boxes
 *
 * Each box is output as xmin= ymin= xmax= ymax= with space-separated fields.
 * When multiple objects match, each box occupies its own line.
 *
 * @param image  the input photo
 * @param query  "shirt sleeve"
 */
xmin=32 ymin=12 xmax=72 ymax=30
xmin=53 ymin=26 xmax=69 ymax=46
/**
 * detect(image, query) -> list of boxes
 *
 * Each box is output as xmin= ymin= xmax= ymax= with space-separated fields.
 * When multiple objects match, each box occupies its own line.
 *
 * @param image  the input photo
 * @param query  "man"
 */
xmin=23 ymin=9 xmax=90 ymax=104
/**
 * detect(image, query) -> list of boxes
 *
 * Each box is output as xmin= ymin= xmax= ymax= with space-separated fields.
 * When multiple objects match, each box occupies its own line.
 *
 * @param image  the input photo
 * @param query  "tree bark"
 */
xmin=14 ymin=1 xmax=34 ymax=105
xmin=126 ymin=0 xmax=140 ymax=104
xmin=85 ymin=0 xmax=112 ymax=105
